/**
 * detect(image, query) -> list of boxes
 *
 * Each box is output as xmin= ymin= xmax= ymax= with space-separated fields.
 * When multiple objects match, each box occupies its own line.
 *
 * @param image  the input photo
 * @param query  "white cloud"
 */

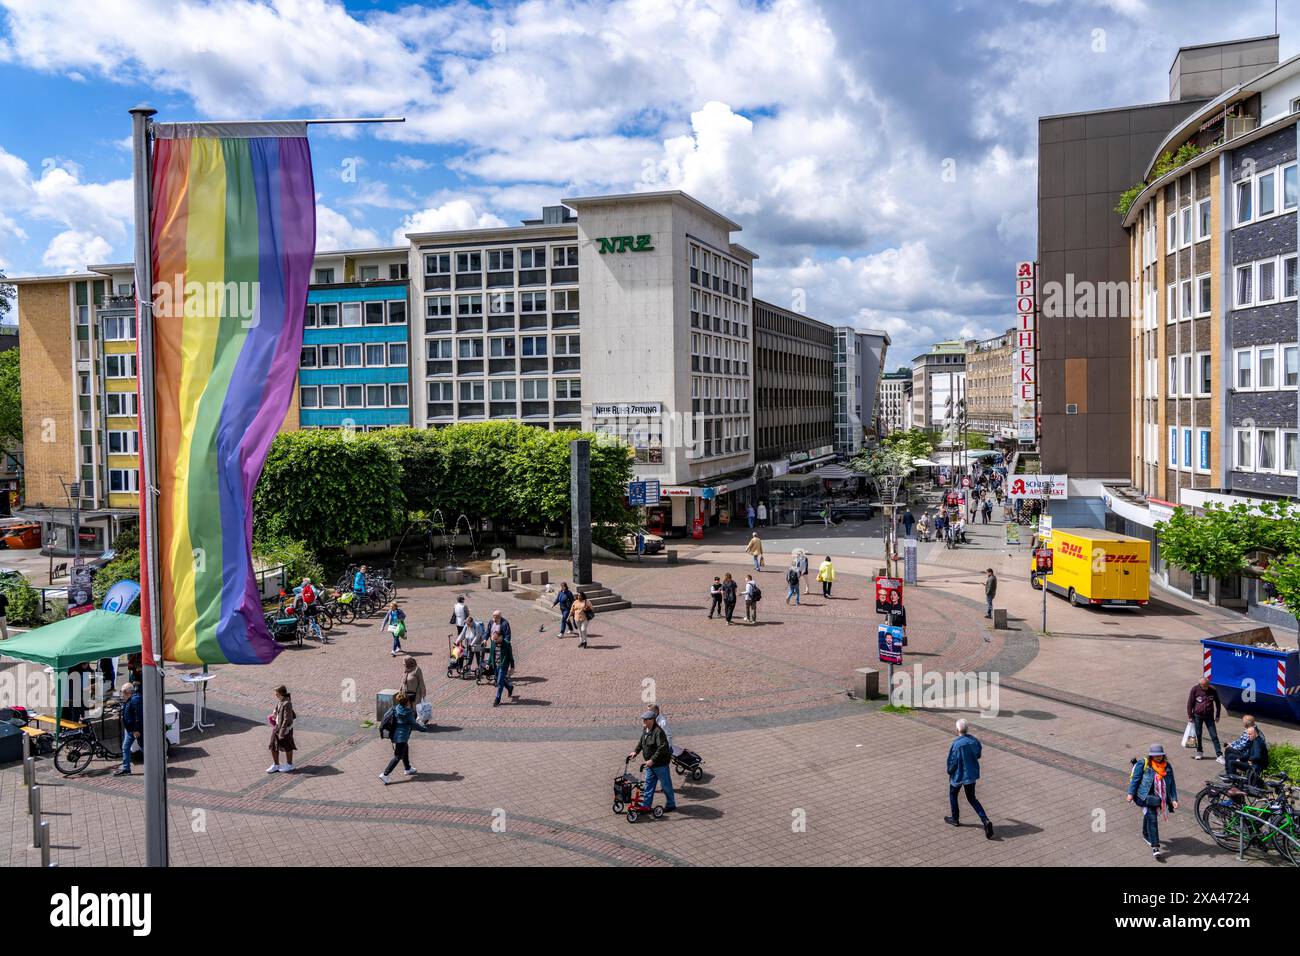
xmin=393 ymin=199 xmax=508 ymax=242
xmin=42 ymin=229 xmax=111 ymax=273
xmin=315 ymin=202 xmax=381 ymax=251
xmin=389 ymin=155 xmax=432 ymax=172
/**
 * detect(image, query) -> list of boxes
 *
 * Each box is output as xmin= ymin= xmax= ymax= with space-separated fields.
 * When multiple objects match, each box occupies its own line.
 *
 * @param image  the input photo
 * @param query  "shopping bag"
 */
xmin=416 ymin=701 xmax=433 ymax=723
xmin=1181 ymin=720 xmax=1197 ymax=748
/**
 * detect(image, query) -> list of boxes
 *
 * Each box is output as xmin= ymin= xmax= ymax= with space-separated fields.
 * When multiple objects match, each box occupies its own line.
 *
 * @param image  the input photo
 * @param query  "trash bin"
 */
xmin=376 ymin=689 xmax=397 ymax=723
xmin=1201 ymin=633 xmax=1300 ymax=723
xmin=163 ymin=702 xmax=181 ymax=745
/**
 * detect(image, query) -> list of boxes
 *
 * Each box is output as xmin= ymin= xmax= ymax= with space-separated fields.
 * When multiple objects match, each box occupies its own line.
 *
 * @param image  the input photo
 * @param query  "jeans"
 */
xmin=744 ymin=600 xmax=756 ymax=622
xmin=121 ymin=730 xmax=135 ymax=772
xmin=786 ymin=585 xmax=800 ymax=605
xmin=986 ymin=595 xmax=994 ymax=617
xmin=747 ymin=515 xmax=755 ymax=528
xmin=1141 ymin=806 xmax=1160 ymax=847
xmin=903 ymin=524 xmax=914 ymax=538
xmin=383 ymin=741 xmax=411 ymax=775
xmin=708 ymin=595 xmax=722 ymax=618
xmin=1193 ymin=715 xmax=1222 ymax=756
xmin=642 ymin=764 xmax=676 ymax=809
xmin=724 ymin=600 xmax=736 ymax=624
xmin=822 ymin=580 xmax=832 ymax=597
xmin=948 ymin=783 xmax=987 ymax=822
xmin=557 ymin=609 xmax=571 ymax=635
xmin=752 ymin=555 xmax=761 ymax=570
xmin=391 ymin=631 xmax=402 ymax=653
xmin=494 ymin=661 xmax=514 ymax=703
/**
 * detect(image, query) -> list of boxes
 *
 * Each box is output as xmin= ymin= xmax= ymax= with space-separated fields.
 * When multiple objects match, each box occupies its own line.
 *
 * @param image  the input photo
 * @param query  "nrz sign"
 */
xmin=597 ymin=235 xmax=654 ymax=254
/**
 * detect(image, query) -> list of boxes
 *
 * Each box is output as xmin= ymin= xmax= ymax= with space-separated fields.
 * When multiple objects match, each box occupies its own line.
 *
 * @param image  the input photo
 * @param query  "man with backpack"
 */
xmin=785 ymin=562 xmax=801 ymax=606
xmin=743 ymin=574 xmax=760 ymax=623
xmin=1126 ymin=743 xmax=1179 ymax=858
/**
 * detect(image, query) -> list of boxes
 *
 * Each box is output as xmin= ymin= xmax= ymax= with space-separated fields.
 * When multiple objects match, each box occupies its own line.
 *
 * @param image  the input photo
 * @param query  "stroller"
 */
xmin=612 ymin=757 xmax=664 ymax=823
xmin=671 ymin=748 xmax=705 ymax=782
xmin=266 ymin=612 xmax=302 ymax=647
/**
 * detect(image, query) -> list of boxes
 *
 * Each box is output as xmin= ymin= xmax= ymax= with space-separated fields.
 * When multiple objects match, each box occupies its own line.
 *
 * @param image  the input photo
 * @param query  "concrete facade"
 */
xmin=910 ymin=341 xmax=965 ymax=431
xmin=878 ymin=368 xmax=911 ymax=435
xmin=753 ymin=300 xmax=833 ymax=463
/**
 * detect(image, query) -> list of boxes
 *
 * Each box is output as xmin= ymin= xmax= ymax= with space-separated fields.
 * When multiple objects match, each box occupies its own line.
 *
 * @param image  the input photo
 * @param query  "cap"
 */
xmin=641 ymin=710 xmax=656 ymax=721
xmin=1148 ymin=744 xmax=1166 ymax=757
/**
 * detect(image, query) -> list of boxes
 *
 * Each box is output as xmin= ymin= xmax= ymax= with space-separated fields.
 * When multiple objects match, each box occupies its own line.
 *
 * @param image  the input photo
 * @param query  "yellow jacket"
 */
xmin=745 ymin=536 xmax=764 ymax=556
xmin=817 ymin=560 xmax=835 ymax=582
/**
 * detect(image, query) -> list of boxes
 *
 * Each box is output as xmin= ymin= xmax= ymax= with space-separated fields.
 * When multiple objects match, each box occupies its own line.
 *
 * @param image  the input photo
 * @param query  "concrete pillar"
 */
xmin=571 ymin=439 xmax=593 ymax=585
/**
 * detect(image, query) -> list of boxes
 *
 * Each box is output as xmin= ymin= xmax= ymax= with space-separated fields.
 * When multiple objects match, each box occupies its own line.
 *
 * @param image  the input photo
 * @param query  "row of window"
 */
xmin=425 ymin=378 xmax=581 ymax=402
xmin=688 ymin=242 xmax=749 ymax=301
xmin=1233 ymin=254 xmax=1299 ymax=309
xmin=1232 ymin=426 xmax=1300 ymax=474
xmin=1233 ymin=161 xmax=1298 ymax=227
xmin=107 ymin=430 xmax=138 ymax=455
xmin=304 ymin=300 xmax=407 ymax=328
xmin=425 ymin=290 xmax=578 ymax=319
xmin=1165 ymin=274 xmax=1212 ymax=321
xmin=1234 ymin=343 xmax=1300 ymax=391
xmin=300 ymin=383 xmax=409 ymax=409
xmin=300 ymin=342 xmax=408 ymax=369
xmin=103 ymin=315 xmax=137 ymax=341
xmin=313 ymin=263 xmax=408 ymax=284
xmin=425 ymin=335 xmax=580 ymax=360
xmin=1165 ymin=197 xmax=1213 ymax=252
xmin=425 ymin=247 xmax=577 ymax=277
xmin=109 ymin=468 xmax=140 ymax=493
xmin=1167 ymin=426 xmax=1212 ymax=472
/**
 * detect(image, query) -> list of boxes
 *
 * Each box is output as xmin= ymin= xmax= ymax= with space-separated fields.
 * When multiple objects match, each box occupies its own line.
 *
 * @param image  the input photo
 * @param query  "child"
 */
xmin=382 ymin=603 xmax=407 ymax=657
xmin=707 ymin=577 xmax=723 ymax=619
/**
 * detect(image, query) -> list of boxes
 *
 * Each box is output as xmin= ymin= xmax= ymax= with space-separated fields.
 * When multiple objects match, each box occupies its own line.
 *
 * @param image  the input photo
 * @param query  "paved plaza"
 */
xmin=4 ymin=513 xmax=1297 ymax=867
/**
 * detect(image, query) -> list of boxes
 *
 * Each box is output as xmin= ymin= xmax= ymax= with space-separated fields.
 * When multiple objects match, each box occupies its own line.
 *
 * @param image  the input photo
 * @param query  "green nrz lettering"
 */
xmin=596 ymin=234 xmax=654 ymax=254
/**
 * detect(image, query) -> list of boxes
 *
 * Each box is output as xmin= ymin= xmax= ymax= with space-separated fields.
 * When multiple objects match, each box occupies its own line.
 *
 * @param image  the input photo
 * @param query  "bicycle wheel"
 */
xmin=1203 ymin=801 xmax=1243 ymax=849
xmin=54 ymin=735 xmax=94 ymax=776
xmin=1193 ymin=786 xmax=1220 ymax=834
xmin=335 ymin=603 xmax=356 ymax=626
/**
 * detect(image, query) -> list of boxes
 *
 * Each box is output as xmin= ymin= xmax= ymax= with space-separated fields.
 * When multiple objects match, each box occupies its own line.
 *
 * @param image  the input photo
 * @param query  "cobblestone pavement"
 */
xmin=4 ymin=512 xmax=1295 ymax=867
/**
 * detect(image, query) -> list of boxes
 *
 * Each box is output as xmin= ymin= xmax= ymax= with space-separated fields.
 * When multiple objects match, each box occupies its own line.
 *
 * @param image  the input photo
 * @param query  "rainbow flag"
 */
xmin=141 ymin=123 xmax=315 ymax=664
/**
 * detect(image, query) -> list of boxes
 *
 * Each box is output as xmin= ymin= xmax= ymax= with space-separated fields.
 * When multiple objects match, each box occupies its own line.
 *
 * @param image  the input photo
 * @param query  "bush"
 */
xmin=254 ymin=537 xmax=324 ymax=588
xmin=1268 ymin=742 xmax=1300 ymax=781
xmin=91 ymin=550 xmax=141 ymax=608
xmin=4 ymin=577 xmax=43 ymax=626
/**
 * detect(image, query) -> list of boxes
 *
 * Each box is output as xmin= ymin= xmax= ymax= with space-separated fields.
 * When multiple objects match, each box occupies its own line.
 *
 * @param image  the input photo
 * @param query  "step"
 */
xmin=587 ymin=594 xmax=626 ymax=607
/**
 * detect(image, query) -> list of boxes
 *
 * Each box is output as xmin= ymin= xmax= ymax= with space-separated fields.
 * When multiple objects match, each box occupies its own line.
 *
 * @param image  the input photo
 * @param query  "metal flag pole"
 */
xmin=129 ymin=104 xmax=167 ymax=868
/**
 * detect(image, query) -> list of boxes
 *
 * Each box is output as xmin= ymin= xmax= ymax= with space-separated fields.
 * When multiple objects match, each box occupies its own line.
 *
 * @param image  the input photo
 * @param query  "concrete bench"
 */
xmin=518 ymin=569 xmax=534 ymax=585
xmin=488 ymin=575 xmax=509 ymax=593
xmin=992 ymin=608 xmax=1008 ymax=629
xmin=444 ymin=569 xmax=465 ymax=585
xmin=534 ymin=570 xmax=549 ymax=586
xmin=507 ymin=566 xmax=522 ymax=583
xmin=853 ymin=667 xmax=882 ymax=700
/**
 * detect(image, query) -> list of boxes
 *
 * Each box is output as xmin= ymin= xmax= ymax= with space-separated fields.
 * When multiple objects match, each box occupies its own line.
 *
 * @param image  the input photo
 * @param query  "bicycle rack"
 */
xmin=1234 ymin=807 xmax=1300 ymax=862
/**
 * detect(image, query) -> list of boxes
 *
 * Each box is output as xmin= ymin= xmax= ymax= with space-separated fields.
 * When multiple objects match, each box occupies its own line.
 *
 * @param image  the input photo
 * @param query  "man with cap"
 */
xmin=1126 ymin=743 xmax=1179 ymax=858
xmin=628 ymin=710 xmax=677 ymax=813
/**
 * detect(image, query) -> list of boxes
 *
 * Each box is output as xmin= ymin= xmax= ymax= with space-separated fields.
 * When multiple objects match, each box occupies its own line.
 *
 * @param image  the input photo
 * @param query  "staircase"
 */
xmin=534 ymin=581 xmax=632 ymax=615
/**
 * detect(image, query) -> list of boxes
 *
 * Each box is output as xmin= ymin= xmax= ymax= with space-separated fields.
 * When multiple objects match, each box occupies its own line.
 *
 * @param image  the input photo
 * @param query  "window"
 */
xmin=388 ymin=384 xmax=408 ymax=406
xmin=318 ymin=303 xmax=339 ymax=327
xmin=520 ymin=291 xmax=546 ymax=313
xmin=299 ymin=386 xmax=319 ymax=408
xmin=489 ymin=380 xmax=516 ymax=401
xmin=1259 ymin=259 xmax=1278 ymax=304
xmin=388 ymin=342 xmax=407 ymax=366
xmin=1180 ymin=279 xmax=1193 ymax=319
xmin=1235 ymin=428 xmax=1252 ymax=469
xmin=1235 ymin=264 xmax=1253 ymax=307
xmin=105 ymin=354 xmax=137 ymax=378
xmin=304 ymin=304 xmax=318 ymax=328
xmin=342 ymin=344 xmax=363 ymax=367
xmin=300 ymin=346 xmax=318 ymax=368
xmin=521 ymin=336 xmax=547 ymax=356
xmin=108 ymin=469 xmax=139 ymax=493
xmin=1287 ymin=431 xmax=1300 ymax=474
xmin=1183 ymin=428 xmax=1192 ymax=469
xmin=488 ymin=250 xmax=514 ymax=271
xmin=1259 ymin=170 xmax=1276 ymax=217
xmin=1167 ymin=212 xmax=1178 ymax=252
xmin=1236 ymin=179 xmax=1253 ymax=224
xmin=366 ymin=384 xmax=387 ymax=407
xmin=320 ymin=385 xmax=341 ymax=407
xmin=1259 ymin=429 xmax=1278 ymax=471
xmin=555 ymin=378 xmax=580 ymax=398
xmin=341 ymin=302 xmax=362 ymax=327
xmin=1197 ymin=428 xmax=1211 ymax=471
xmin=106 ymin=393 xmax=138 ymax=417
xmin=519 ymin=247 xmax=545 ymax=269
xmin=457 ymin=295 xmax=483 ymax=316
xmin=1259 ymin=346 xmax=1277 ymax=389
xmin=488 ymin=291 xmax=515 ymax=314
xmin=103 ymin=315 xmax=136 ymax=340
xmin=364 ymin=301 xmax=386 ymax=326
xmin=553 ymin=290 xmax=579 ymax=311
xmin=387 ymin=300 xmax=406 ymax=325
xmin=425 ymin=253 xmax=450 ymax=276
xmin=427 ymin=339 xmax=452 ymax=359
xmin=456 ymin=252 xmax=481 ymax=273
xmin=359 ymin=265 xmax=380 ymax=281
xmin=1236 ymin=348 xmax=1252 ymax=389
xmin=458 ymin=338 xmax=484 ymax=358
xmin=1285 ymin=163 xmax=1298 ymax=211
xmin=554 ymin=335 xmax=580 ymax=355
xmin=319 ymin=345 xmax=340 ymax=367
xmin=1285 ymin=256 xmax=1298 ymax=300
xmin=314 ymin=268 xmax=335 ymax=284
xmin=339 ymin=385 xmax=361 ymax=408
xmin=522 ymin=379 xmax=547 ymax=400
xmin=1167 ymin=355 xmax=1177 ymax=397
xmin=1196 ymin=198 xmax=1212 ymax=240
xmin=1286 ymin=346 xmax=1299 ymax=387
xmin=459 ymin=381 xmax=484 ymax=401
xmin=1180 ymin=206 xmax=1192 ymax=247
xmin=1197 ymin=274 xmax=1212 ymax=316
xmin=107 ymin=430 xmax=138 ymax=454
xmin=1181 ymin=353 xmax=1193 ymax=397
xmin=365 ymin=343 xmax=386 ymax=366
xmin=489 ymin=337 xmax=515 ymax=357
xmin=389 ymin=263 xmax=409 ymax=280
xmin=552 ymin=246 xmax=578 ymax=267
xmin=1169 ymin=426 xmax=1178 ymax=466
xmin=1166 ymin=284 xmax=1176 ymax=323
xmin=426 ymin=296 xmax=452 ymax=318
xmin=428 ymin=382 xmax=453 ymax=402
xmin=1197 ymin=352 xmax=1212 ymax=395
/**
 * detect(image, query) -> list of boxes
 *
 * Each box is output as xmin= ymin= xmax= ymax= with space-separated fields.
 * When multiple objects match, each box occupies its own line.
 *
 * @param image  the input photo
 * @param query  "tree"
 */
xmin=1155 ymin=505 xmax=1257 ymax=583
xmin=0 ymin=349 xmax=19 ymax=447
xmin=0 ymin=269 xmax=12 ymax=319
xmin=1262 ymin=551 xmax=1300 ymax=636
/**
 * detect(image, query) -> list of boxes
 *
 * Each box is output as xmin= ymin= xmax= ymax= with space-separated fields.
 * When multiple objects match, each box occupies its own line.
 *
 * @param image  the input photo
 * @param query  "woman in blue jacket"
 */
xmin=1126 ymin=743 xmax=1179 ymax=858
xmin=379 ymin=692 xmax=417 ymax=783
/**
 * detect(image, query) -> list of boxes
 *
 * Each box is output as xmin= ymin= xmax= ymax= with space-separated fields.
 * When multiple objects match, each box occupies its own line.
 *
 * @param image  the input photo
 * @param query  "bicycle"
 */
xmin=1201 ymin=773 xmax=1299 ymax=864
xmin=54 ymin=717 xmax=123 ymax=776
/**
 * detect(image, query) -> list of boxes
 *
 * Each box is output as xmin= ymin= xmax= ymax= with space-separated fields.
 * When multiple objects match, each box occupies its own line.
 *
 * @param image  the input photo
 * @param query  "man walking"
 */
xmin=785 ymin=562 xmax=801 ymax=605
xmin=489 ymin=610 xmax=515 ymax=706
xmin=746 ymin=532 xmax=764 ymax=571
xmin=902 ymin=509 xmax=915 ymax=538
xmin=984 ymin=568 xmax=997 ymax=619
xmin=743 ymin=574 xmax=759 ymax=623
xmin=1186 ymin=676 xmax=1223 ymax=762
xmin=746 ymin=503 xmax=756 ymax=529
xmin=707 ymin=576 xmax=723 ymax=619
xmin=944 ymin=719 xmax=993 ymax=838
xmin=628 ymin=710 xmax=677 ymax=813
xmin=114 ymin=682 xmax=142 ymax=776
xmin=552 ymin=582 xmax=574 ymax=637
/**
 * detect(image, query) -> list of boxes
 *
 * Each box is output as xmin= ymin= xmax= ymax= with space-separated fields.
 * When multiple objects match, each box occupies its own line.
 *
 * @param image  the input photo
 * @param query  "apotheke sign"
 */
xmin=597 ymin=235 xmax=654 ymax=254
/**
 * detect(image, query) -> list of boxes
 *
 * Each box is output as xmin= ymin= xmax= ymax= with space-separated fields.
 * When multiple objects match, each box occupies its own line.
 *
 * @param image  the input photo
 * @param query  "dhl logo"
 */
xmin=1101 ymin=553 xmax=1140 ymax=564
xmin=1057 ymin=541 xmax=1140 ymax=563
xmin=1058 ymin=542 xmax=1085 ymax=559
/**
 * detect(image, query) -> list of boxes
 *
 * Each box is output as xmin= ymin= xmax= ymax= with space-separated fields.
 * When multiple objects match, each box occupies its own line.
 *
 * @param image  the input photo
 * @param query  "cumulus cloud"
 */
xmin=393 ymin=199 xmax=508 ymax=242
xmin=42 ymin=229 xmax=111 ymax=273
xmin=315 ymin=201 xmax=381 ymax=251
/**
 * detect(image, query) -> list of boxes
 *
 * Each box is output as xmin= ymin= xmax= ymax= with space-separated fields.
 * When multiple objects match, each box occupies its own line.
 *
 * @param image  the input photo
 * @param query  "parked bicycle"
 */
xmin=54 ymin=717 xmax=123 ymax=776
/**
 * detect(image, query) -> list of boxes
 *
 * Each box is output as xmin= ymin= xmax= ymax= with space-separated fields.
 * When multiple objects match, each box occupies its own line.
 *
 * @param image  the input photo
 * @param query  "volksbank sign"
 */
xmin=596 ymin=235 xmax=654 ymax=254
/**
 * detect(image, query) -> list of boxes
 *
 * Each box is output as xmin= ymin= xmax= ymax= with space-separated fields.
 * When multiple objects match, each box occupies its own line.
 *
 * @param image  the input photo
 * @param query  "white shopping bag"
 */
xmin=1180 ymin=720 xmax=1197 ymax=748
xmin=416 ymin=701 xmax=433 ymax=724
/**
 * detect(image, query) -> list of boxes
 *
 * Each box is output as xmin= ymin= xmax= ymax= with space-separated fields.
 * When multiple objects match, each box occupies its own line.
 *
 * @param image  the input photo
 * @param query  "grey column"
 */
xmin=570 ymin=438 xmax=592 ymax=585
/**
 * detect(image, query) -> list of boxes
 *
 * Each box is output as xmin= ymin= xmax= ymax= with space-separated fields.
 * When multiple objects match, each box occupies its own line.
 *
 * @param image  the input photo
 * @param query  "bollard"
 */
xmin=30 ymin=786 xmax=41 ymax=849
xmin=23 ymin=754 xmax=34 ymax=791
xmin=40 ymin=821 xmax=50 ymax=867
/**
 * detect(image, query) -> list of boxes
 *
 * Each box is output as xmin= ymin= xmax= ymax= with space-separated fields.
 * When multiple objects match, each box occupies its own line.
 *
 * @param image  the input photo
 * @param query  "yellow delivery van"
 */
xmin=1029 ymin=528 xmax=1150 ymax=607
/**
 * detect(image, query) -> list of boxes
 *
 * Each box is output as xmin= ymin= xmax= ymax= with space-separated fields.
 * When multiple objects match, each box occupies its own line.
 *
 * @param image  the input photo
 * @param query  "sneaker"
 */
xmin=983 ymin=820 xmax=994 ymax=839
xmin=1216 ymin=756 xmax=1225 ymax=764
xmin=404 ymin=768 xmax=418 ymax=776
xmin=1152 ymin=844 xmax=1162 ymax=858
xmin=279 ymin=763 xmax=294 ymax=773
xmin=492 ymin=700 xmax=500 ymax=708
xmin=943 ymin=816 xmax=960 ymax=827
xmin=1193 ymin=753 xmax=1205 ymax=760
xmin=113 ymin=768 xmax=132 ymax=776
xmin=378 ymin=773 xmax=390 ymax=785
xmin=266 ymin=764 xmax=281 ymax=774
xmin=663 ymin=806 xmax=677 ymax=813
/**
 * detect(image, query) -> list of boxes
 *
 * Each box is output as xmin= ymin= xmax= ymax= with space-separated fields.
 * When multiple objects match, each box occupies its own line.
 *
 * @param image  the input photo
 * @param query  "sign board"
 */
xmin=1014 ymin=260 xmax=1037 ymax=429
xmin=1017 ymin=419 xmax=1035 ymax=443
xmin=903 ymin=538 xmax=918 ymax=585
xmin=102 ymin=579 xmax=141 ymax=614
xmin=68 ymin=565 xmax=94 ymax=617
xmin=1004 ymin=523 xmax=1021 ymax=546
xmin=596 ymin=235 xmax=654 ymax=254
xmin=960 ymin=475 xmax=971 ymax=489
xmin=874 ymin=576 xmax=903 ymax=614
xmin=1006 ymin=475 xmax=1068 ymax=499
xmin=878 ymin=625 xmax=904 ymax=665
xmin=593 ymin=402 xmax=663 ymax=418
xmin=1034 ymin=547 xmax=1054 ymax=574
xmin=1038 ymin=515 xmax=1053 ymax=541
xmin=628 ymin=481 xmax=647 ymax=506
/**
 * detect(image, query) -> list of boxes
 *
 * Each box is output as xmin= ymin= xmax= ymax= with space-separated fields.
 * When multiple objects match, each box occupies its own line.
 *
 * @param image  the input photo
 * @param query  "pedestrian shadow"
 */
xmin=511 ymin=675 xmax=548 ymax=685
xmin=1159 ymin=835 xmax=1225 ymax=859
xmin=507 ymin=698 xmax=552 ymax=706
xmin=677 ymin=785 xmax=720 ymax=800
xmin=673 ymin=804 xmax=723 ymax=820
xmin=390 ymin=771 xmax=465 ymax=784
xmin=163 ymin=766 xmax=198 ymax=779
xmin=581 ymin=644 xmax=622 ymax=650
xmin=288 ymin=764 xmax=342 ymax=777
xmin=421 ymin=723 xmax=462 ymax=733
xmin=634 ymin=603 xmax=704 ymax=611
xmin=986 ymin=818 xmax=1042 ymax=840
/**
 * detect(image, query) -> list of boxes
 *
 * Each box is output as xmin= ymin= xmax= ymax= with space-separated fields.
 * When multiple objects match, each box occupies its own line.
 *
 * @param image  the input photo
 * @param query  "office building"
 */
xmin=910 ymin=341 xmax=966 ymax=431
xmin=878 ymin=367 xmax=912 ymax=435
xmin=754 ymin=299 xmax=833 ymax=463
xmin=964 ymin=330 xmax=1015 ymax=437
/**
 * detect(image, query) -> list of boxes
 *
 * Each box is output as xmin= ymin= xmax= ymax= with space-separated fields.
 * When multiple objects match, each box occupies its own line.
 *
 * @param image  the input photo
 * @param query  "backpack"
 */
xmin=786 ymin=569 xmax=799 ymax=586
xmin=750 ymin=584 xmax=762 ymax=602
xmin=379 ymin=707 xmax=397 ymax=739
xmin=301 ymin=583 xmax=316 ymax=605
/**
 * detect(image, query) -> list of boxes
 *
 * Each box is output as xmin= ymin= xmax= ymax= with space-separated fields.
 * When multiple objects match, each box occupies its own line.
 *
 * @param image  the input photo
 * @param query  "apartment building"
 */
xmin=755 ymin=299 xmax=833 ymax=464
xmin=964 ymin=330 xmax=1015 ymax=436
xmin=830 ymin=327 xmax=890 ymax=457
xmin=878 ymin=368 xmax=912 ymax=435
xmin=910 ymin=341 xmax=966 ymax=431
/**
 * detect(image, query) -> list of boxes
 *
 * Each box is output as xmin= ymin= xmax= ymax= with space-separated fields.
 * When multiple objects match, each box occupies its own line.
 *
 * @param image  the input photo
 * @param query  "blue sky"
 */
xmin=1 ymin=0 xmax=1297 ymax=362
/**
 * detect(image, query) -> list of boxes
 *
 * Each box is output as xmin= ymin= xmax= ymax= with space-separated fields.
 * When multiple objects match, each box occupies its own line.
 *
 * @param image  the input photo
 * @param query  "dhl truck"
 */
xmin=1029 ymin=529 xmax=1150 ymax=607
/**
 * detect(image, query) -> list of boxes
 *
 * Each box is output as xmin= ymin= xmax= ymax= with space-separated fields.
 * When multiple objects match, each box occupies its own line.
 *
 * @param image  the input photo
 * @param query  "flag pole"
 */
xmin=130 ymin=103 xmax=168 ymax=868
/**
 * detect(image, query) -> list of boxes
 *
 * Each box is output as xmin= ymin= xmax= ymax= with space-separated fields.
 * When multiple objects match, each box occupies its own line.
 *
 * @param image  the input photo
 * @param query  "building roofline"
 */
xmin=1168 ymin=34 xmax=1278 ymax=73
xmin=4 ymin=272 xmax=99 ymax=285
xmin=752 ymin=297 xmax=831 ymax=330
xmin=406 ymin=222 xmax=578 ymax=244
xmin=1038 ymin=97 xmax=1209 ymax=123
xmin=562 ymin=189 xmax=743 ymax=232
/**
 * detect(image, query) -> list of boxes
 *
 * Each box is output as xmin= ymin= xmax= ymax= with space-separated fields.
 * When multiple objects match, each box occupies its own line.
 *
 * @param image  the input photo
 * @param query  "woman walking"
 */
xmin=462 ymin=615 xmax=487 ymax=674
xmin=1126 ymin=744 xmax=1179 ymax=858
xmin=401 ymin=656 xmax=428 ymax=726
xmin=817 ymin=556 xmax=835 ymax=598
xmin=721 ymin=572 xmax=738 ymax=625
xmin=796 ymin=550 xmax=810 ymax=595
xmin=267 ymin=685 xmax=296 ymax=773
xmin=570 ymin=590 xmax=593 ymax=648
xmin=381 ymin=602 xmax=407 ymax=657
xmin=378 ymin=691 xmax=417 ymax=783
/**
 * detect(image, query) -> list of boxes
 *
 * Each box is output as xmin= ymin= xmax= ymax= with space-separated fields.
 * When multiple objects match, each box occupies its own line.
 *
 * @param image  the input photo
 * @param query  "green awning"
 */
xmin=0 ymin=610 xmax=141 ymax=670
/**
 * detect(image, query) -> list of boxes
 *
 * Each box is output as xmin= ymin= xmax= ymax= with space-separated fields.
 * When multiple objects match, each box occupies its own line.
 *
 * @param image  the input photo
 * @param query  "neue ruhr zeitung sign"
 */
xmin=592 ymin=402 xmax=663 ymax=417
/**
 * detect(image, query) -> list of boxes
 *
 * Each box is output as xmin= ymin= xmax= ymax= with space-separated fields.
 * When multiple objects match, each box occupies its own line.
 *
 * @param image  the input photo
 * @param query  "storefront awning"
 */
xmin=811 ymin=463 xmax=863 ymax=480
